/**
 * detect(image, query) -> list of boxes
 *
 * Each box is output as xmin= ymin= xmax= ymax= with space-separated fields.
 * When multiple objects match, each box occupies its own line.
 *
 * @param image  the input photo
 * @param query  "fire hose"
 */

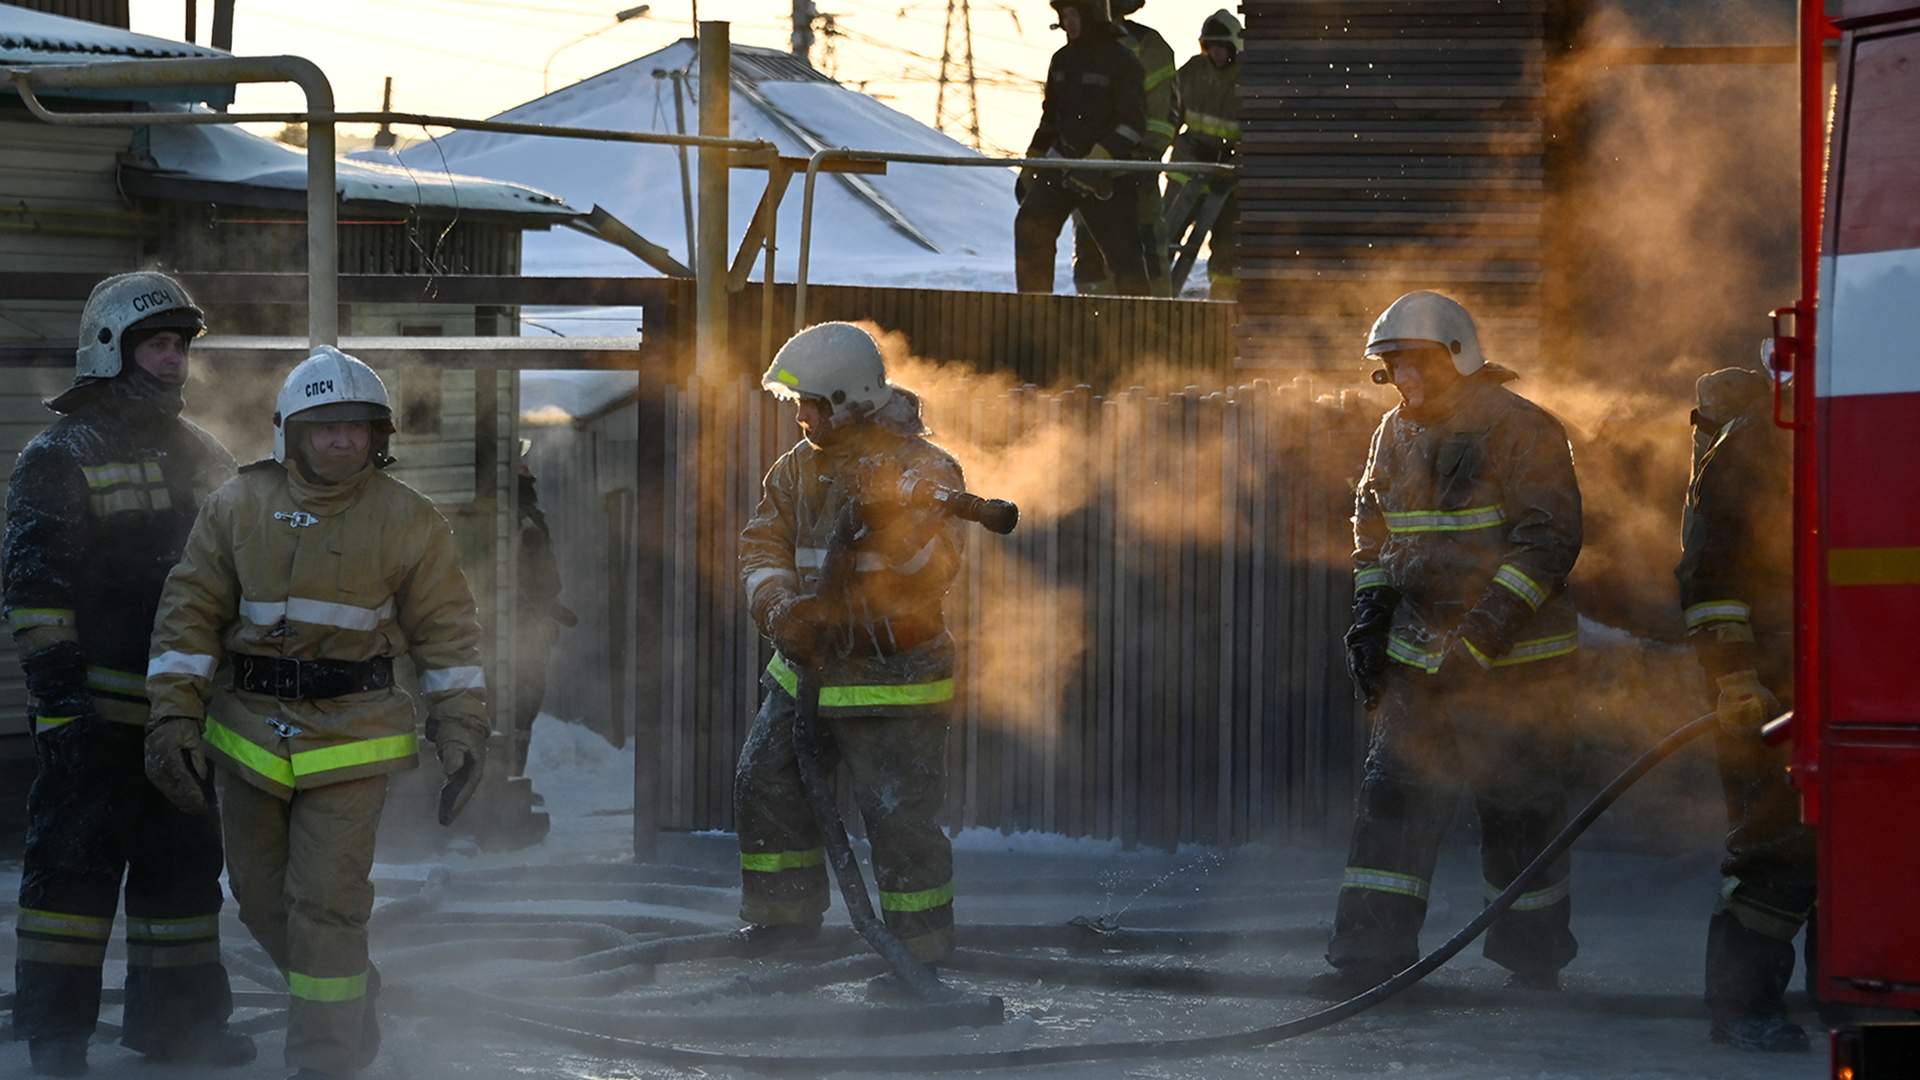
xmin=789 ymin=476 xmax=1019 ymax=1003
xmin=448 ymin=711 xmax=1719 ymax=1073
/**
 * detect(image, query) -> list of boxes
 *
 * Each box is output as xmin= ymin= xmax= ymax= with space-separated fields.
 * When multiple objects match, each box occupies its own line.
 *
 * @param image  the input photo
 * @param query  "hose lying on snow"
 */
xmin=445 ymin=712 xmax=1717 ymax=1074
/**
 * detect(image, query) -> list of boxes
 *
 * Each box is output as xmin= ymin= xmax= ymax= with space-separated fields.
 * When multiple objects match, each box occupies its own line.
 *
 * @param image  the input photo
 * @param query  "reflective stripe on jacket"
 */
xmin=1352 ymin=369 xmax=1583 ymax=671
xmin=739 ymin=426 xmax=965 ymax=715
xmin=2 ymin=394 xmax=233 ymax=728
xmin=1173 ymin=54 xmax=1240 ymax=164
xmin=1120 ymin=19 xmax=1180 ymax=158
xmin=1674 ymin=412 xmax=1791 ymax=680
xmin=148 ymin=459 xmax=488 ymax=797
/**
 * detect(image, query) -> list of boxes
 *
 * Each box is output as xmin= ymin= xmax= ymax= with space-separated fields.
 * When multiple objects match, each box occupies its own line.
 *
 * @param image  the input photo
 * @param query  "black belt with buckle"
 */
xmin=233 ymin=653 xmax=394 ymax=700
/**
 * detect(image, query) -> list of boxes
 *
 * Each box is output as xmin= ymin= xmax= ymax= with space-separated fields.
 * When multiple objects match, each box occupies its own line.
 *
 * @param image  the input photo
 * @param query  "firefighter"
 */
xmin=1676 ymin=366 xmax=1814 ymax=1053
xmin=734 ymin=322 xmax=966 ymax=965
xmin=3 ymin=271 xmax=252 ymax=1076
xmin=1328 ymin=291 xmax=1584 ymax=993
xmin=1165 ymin=10 xmax=1242 ymax=299
xmin=144 ymin=345 xmax=490 ymax=1079
xmin=511 ymin=453 xmax=574 ymax=774
xmin=1015 ymin=0 xmax=1151 ymax=296
xmin=1070 ymin=0 xmax=1178 ymax=297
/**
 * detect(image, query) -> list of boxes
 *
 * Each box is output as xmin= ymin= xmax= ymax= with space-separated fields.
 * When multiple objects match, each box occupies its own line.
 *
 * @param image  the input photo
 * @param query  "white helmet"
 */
xmin=74 ymin=270 xmax=205 ymax=380
xmin=272 ymin=345 xmax=395 ymax=463
xmin=762 ymin=322 xmax=896 ymax=426
xmin=1199 ymin=9 xmax=1241 ymax=53
xmin=1365 ymin=291 xmax=1485 ymax=377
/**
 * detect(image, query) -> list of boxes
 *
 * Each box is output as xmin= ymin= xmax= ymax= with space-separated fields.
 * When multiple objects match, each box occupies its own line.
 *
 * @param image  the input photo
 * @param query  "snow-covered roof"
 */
xmin=0 ymin=6 xmax=233 ymax=106
xmin=388 ymin=39 xmax=1033 ymax=294
xmin=126 ymin=118 xmax=579 ymax=221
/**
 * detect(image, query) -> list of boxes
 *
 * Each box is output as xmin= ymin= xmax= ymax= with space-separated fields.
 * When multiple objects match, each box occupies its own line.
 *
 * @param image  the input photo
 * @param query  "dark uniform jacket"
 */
xmin=739 ymin=425 xmax=965 ymax=716
xmin=1675 ymin=411 xmax=1792 ymax=685
xmin=1026 ymin=23 xmax=1149 ymax=162
xmin=3 ymin=390 xmax=233 ymax=729
xmin=1353 ymin=368 xmax=1584 ymax=674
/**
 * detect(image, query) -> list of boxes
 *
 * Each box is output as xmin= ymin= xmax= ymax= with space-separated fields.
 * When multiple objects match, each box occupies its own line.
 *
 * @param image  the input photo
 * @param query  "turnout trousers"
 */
xmin=1015 ymin=175 xmax=1150 ymax=296
xmin=1328 ymin=665 xmax=1579 ymax=978
xmin=734 ymin=686 xmax=955 ymax=962
xmin=13 ymin=719 xmax=232 ymax=1051
xmin=1706 ymin=665 xmax=1815 ymax=1021
xmin=1072 ymin=176 xmax=1172 ymax=296
xmin=217 ymin=769 xmax=387 ymax=1076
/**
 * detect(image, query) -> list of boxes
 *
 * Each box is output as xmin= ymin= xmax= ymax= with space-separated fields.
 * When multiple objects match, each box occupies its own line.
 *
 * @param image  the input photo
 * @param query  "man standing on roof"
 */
xmin=145 ymin=345 xmax=490 ymax=1080
xmin=1676 ymin=366 xmax=1815 ymax=1053
xmin=1015 ymin=0 xmax=1151 ymax=296
xmin=1165 ymin=10 xmax=1242 ymax=299
xmin=734 ymin=322 xmax=966 ymax=968
xmin=1327 ymin=291 xmax=1584 ymax=994
xmin=3 ymin=271 xmax=253 ymax=1078
xmin=1071 ymin=0 xmax=1179 ymax=297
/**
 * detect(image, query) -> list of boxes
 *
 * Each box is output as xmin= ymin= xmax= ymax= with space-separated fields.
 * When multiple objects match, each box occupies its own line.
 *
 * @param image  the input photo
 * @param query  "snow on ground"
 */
xmin=1 ymin=717 xmax=1832 ymax=1079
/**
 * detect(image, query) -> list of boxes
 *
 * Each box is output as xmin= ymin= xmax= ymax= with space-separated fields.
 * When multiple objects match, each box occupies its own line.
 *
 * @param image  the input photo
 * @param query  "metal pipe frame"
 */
xmin=9 ymin=56 xmax=341 ymax=345
xmin=794 ymin=149 xmax=1237 ymax=331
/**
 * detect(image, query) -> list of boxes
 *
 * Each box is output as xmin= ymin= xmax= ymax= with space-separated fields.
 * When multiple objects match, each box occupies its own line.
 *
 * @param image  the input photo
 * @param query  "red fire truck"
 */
xmin=1769 ymin=1 xmax=1920 ymax=1073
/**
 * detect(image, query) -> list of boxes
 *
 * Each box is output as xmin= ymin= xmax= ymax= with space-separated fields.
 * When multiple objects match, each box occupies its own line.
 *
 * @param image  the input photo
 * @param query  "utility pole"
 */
xmin=791 ymin=0 xmax=817 ymax=62
xmin=934 ymin=0 xmax=983 ymax=150
xmin=185 ymin=0 xmax=197 ymax=43
xmin=373 ymin=77 xmax=396 ymax=150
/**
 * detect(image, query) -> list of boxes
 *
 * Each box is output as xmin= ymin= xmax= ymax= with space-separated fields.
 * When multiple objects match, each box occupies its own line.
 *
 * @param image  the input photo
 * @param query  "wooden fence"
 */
xmin=626 ymin=374 xmax=1379 ymax=848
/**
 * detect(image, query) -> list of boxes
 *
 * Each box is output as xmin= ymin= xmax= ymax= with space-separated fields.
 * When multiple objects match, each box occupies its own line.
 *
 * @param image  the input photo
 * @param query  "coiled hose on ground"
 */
xmin=456 ymin=712 xmax=1719 ymax=1074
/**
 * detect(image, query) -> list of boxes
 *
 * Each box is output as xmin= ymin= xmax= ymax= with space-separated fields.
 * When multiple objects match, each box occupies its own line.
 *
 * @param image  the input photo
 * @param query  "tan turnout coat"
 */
xmin=147 ymin=459 xmax=488 ymax=799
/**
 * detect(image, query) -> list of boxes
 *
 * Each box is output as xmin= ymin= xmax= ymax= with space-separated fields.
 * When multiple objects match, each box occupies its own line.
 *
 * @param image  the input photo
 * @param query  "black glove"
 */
xmin=1345 ymin=587 xmax=1399 ymax=711
xmin=1016 ymin=167 xmax=1037 ymax=204
xmin=1453 ymin=588 xmax=1532 ymax=665
xmin=767 ymin=594 xmax=831 ymax=666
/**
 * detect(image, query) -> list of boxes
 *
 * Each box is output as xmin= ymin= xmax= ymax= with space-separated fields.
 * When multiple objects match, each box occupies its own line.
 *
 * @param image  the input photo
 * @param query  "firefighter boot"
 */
xmin=1503 ymin=968 xmax=1562 ymax=992
xmin=28 ymin=1037 xmax=88 ymax=1078
xmin=730 ymin=920 xmax=823 ymax=957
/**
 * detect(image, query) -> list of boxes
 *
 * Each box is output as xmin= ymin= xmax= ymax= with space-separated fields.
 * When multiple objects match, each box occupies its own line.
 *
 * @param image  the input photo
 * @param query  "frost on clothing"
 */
xmin=734 ymin=422 xmax=967 ymax=960
xmin=1331 ymin=365 xmax=1585 ymax=982
xmin=2 ymin=388 xmax=237 ymax=1051
xmin=146 ymin=458 xmax=489 ymax=798
xmin=1351 ymin=367 xmax=1583 ymax=673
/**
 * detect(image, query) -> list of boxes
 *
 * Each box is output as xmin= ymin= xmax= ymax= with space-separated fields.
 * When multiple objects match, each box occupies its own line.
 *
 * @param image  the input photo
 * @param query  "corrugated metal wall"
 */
xmin=1235 ymin=0 xmax=1548 ymax=367
xmin=539 ymin=374 xmax=1378 ymax=847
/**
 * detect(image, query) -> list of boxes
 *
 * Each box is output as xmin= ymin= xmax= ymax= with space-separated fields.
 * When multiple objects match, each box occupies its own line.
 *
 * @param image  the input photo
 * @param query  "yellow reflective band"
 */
xmin=776 ymin=368 xmax=801 ymax=387
xmin=1829 ymin=546 xmax=1920 ymax=586
xmin=741 ymin=849 xmax=826 ymax=873
xmin=125 ymin=914 xmax=220 ymax=942
xmin=1186 ymin=112 xmax=1241 ymax=140
xmin=1485 ymin=633 xmax=1580 ymax=667
xmin=86 ymin=665 xmax=148 ymax=699
xmin=290 ymin=733 xmax=418 ymax=778
xmin=204 ymin=718 xmax=295 ymax=788
xmin=81 ymin=461 xmax=162 ymax=489
xmin=1147 ymin=118 xmax=1178 ymax=139
xmin=1488 ymin=876 xmax=1570 ymax=911
xmin=1342 ymin=866 xmax=1430 ymax=901
xmin=1383 ymin=505 xmax=1506 ymax=534
xmin=880 ymin=882 xmax=955 ymax=913
xmin=287 ymin=969 xmax=368 ymax=1003
xmin=1684 ymin=599 xmax=1751 ymax=630
xmin=18 ymin=908 xmax=113 ymax=940
xmin=1354 ymin=567 xmax=1390 ymax=593
xmin=1166 ymin=170 xmax=1194 ymax=184
xmin=7 ymin=607 xmax=75 ymax=630
xmin=34 ymin=715 xmax=80 ymax=733
xmin=90 ymin=489 xmax=147 ymax=515
xmin=1493 ymin=564 xmax=1548 ymax=611
xmin=1144 ymin=64 xmax=1177 ymax=91
xmin=1386 ymin=636 xmax=1440 ymax=674
xmin=766 ymin=653 xmax=956 ymax=709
